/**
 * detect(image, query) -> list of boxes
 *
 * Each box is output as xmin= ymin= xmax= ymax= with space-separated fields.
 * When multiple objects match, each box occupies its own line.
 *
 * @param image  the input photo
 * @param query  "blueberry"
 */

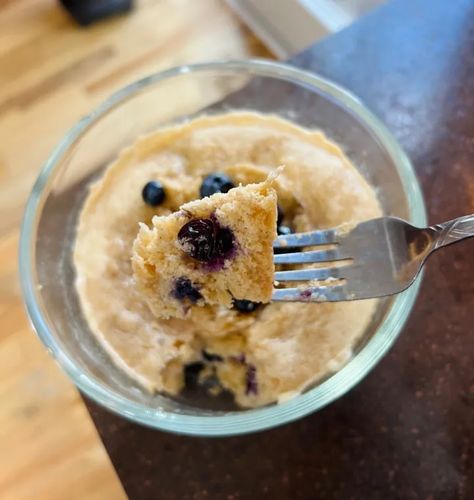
xmin=178 ymin=219 xmax=215 ymax=262
xmin=214 ymin=227 xmax=234 ymax=258
xmin=178 ymin=218 xmax=235 ymax=264
xmin=299 ymin=289 xmax=312 ymax=301
xmin=245 ymin=364 xmax=258 ymax=395
xmin=202 ymin=350 xmax=223 ymax=362
xmin=200 ymin=173 xmax=234 ymax=198
xmin=142 ymin=181 xmax=165 ymax=206
xmin=233 ymin=299 xmax=261 ymax=313
xmin=277 ymin=205 xmax=284 ymax=226
xmin=184 ymin=362 xmax=204 ymax=388
xmin=172 ymin=277 xmax=202 ymax=303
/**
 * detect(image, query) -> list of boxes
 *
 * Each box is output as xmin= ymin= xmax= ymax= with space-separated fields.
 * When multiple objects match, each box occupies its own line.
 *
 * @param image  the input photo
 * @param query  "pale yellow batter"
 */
xmin=74 ymin=112 xmax=381 ymax=407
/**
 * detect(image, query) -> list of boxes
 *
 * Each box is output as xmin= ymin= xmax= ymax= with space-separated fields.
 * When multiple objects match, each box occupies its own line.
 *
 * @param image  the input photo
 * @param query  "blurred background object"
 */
xmin=225 ymin=0 xmax=386 ymax=57
xmin=0 ymin=1 xmax=271 ymax=499
xmin=60 ymin=0 xmax=134 ymax=26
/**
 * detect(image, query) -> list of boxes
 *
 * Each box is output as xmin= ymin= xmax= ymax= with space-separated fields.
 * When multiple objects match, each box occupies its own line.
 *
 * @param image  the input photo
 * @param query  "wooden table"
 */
xmin=0 ymin=1 xmax=270 ymax=498
xmin=84 ymin=0 xmax=474 ymax=498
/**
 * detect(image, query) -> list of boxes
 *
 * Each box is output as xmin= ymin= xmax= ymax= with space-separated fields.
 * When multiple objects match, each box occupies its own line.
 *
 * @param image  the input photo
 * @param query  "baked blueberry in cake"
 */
xmin=132 ymin=174 xmax=278 ymax=319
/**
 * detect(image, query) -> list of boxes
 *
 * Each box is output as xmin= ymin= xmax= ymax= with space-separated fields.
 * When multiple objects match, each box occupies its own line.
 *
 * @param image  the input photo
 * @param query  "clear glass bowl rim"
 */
xmin=19 ymin=59 xmax=427 ymax=436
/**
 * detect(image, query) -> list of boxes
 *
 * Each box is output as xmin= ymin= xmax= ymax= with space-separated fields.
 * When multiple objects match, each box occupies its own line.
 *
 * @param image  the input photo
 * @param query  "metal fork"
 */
xmin=272 ymin=214 xmax=474 ymax=302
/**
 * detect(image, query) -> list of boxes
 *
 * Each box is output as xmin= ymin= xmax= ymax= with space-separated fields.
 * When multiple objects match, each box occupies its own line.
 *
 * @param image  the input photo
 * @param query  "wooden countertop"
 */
xmin=0 ymin=1 xmax=271 ymax=498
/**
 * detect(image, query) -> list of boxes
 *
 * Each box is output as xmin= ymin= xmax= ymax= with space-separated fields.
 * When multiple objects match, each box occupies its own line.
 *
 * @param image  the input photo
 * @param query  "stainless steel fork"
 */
xmin=272 ymin=214 xmax=474 ymax=302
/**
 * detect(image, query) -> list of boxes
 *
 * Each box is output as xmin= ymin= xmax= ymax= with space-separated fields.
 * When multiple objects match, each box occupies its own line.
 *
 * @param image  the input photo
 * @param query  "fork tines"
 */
xmin=272 ymin=228 xmax=338 ymax=248
xmin=272 ymin=228 xmax=349 ymax=302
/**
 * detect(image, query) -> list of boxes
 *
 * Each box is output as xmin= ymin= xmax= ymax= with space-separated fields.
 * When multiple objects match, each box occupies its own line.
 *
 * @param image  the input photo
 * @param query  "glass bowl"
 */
xmin=19 ymin=60 xmax=426 ymax=436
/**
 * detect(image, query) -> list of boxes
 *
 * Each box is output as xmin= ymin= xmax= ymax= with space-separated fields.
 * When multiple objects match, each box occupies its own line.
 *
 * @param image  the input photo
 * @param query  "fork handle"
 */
xmin=431 ymin=214 xmax=474 ymax=249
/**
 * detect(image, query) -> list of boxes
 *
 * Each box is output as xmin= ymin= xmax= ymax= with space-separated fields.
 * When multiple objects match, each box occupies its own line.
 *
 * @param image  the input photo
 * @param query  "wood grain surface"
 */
xmin=0 ymin=1 xmax=271 ymax=498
